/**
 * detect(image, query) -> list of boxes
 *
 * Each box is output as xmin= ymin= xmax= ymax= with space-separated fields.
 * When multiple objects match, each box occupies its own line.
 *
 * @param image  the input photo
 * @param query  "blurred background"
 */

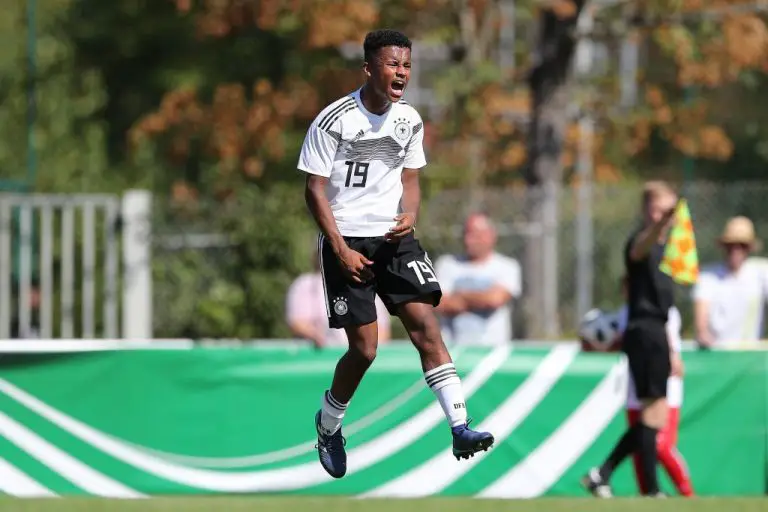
xmin=2 ymin=0 xmax=768 ymax=343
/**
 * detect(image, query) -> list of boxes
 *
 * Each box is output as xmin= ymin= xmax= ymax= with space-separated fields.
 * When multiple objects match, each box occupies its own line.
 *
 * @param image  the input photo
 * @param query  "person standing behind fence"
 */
xmin=10 ymin=278 xmax=41 ymax=339
xmin=583 ymin=181 xmax=679 ymax=498
xmin=434 ymin=213 xmax=522 ymax=345
xmin=693 ymin=216 xmax=768 ymax=349
xmin=285 ymin=255 xmax=391 ymax=349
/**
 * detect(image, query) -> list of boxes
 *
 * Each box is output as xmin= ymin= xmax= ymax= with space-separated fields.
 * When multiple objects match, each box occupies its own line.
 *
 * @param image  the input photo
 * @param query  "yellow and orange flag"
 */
xmin=659 ymin=198 xmax=699 ymax=285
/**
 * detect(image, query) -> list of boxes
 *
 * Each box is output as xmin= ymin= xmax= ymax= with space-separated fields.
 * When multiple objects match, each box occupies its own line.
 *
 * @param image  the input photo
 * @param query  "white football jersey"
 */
xmin=297 ymin=88 xmax=427 ymax=237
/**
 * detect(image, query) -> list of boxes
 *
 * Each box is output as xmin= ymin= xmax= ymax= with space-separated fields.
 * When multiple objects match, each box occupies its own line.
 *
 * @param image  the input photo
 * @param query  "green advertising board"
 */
xmin=0 ymin=344 xmax=764 ymax=498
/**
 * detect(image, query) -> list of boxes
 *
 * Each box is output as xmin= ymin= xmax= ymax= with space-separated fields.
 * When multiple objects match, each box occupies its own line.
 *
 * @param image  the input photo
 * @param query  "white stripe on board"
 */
xmin=0 ymin=345 xmax=511 ymax=493
xmin=344 ymin=344 xmax=511 ymax=473
xmin=0 ymin=457 xmax=57 ymax=498
xmin=362 ymin=344 xmax=579 ymax=497
xmin=478 ymin=361 xmax=627 ymax=498
xmin=0 ymin=412 xmax=144 ymax=498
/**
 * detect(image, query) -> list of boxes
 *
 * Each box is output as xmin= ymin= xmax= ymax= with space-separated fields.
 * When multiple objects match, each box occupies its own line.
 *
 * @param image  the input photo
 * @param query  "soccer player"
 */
xmin=297 ymin=29 xmax=494 ymax=479
xmin=582 ymin=181 xmax=679 ymax=497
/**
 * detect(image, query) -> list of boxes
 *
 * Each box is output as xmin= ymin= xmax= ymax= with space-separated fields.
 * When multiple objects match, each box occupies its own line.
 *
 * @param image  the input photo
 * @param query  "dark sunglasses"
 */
xmin=723 ymin=243 xmax=750 ymax=251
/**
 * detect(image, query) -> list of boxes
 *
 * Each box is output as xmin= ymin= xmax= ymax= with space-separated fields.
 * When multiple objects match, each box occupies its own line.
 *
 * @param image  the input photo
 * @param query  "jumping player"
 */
xmin=583 ymin=277 xmax=694 ymax=497
xmin=297 ymin=29 xmax=494 ymax=479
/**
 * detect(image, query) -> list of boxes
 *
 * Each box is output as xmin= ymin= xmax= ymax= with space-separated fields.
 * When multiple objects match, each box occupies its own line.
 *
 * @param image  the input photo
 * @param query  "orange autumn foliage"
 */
xmin=131 ymin=79 xmax=321 ymax=184
xmin=172 ymin=0 xmax=378 ymax=46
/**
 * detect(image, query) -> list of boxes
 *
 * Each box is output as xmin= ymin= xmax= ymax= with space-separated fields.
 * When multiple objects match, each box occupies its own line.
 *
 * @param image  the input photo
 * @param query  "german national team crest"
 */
xmin=394 ymin=117 xmax=411 ymax=141
xmin=333 ymin=297 xmax=349 ymax=316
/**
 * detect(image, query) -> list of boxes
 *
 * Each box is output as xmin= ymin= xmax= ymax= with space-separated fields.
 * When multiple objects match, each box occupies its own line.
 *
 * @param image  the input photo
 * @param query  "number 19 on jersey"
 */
xmin=344 ymin=161 xmax=369 ymax=188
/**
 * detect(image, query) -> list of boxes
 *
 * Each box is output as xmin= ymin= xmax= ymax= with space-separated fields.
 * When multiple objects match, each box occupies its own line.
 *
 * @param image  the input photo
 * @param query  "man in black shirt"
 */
xmin=583 ymin=181 xmax=679 ymax=498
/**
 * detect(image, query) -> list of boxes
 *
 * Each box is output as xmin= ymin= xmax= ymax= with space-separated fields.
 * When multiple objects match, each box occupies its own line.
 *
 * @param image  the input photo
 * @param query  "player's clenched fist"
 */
xmin=385 ymin=213 xmax=416 ymax=242
xmin=337 ymin=247 xmax=374 ymax=283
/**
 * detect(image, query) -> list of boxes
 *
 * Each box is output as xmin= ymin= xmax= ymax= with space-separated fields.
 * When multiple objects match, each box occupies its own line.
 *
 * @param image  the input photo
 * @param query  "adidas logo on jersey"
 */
xmin=338 ymin=130 xmax=366 ymax=153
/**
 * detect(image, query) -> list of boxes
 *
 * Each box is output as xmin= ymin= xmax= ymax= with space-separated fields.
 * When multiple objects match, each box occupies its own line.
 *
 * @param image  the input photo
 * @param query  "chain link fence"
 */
xmin=150 ymin=181 xmax=768 ymax=340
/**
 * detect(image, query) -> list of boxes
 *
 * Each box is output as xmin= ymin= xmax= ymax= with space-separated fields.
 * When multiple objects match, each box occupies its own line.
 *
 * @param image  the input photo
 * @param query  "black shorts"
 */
xmin=318 ymin=232 xmax=442 ymax=329
xmin=623 ymin=320 xmax=670 ymax=401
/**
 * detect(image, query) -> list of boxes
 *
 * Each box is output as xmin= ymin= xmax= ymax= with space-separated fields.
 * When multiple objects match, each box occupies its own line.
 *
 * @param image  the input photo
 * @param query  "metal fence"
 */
xmin=0 ymin=191 xmax=152 ymax=339
xmin=148 ymin=180 xmax=768 ymax=340
xmin=4 ymin=182 xmax=768 ymax=340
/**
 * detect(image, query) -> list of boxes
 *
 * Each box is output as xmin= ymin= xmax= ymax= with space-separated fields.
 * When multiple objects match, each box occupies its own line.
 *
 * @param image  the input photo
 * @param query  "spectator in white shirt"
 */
xmin=692 ymin=216 xmax=768 ymax=348
xmin=434 ymin=213 xmax=522 ymax=345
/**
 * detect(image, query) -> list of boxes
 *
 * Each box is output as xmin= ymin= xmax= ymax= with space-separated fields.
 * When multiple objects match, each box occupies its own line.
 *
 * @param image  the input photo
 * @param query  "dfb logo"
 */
xmin=333 ymin=297 xmax=349 ymax=316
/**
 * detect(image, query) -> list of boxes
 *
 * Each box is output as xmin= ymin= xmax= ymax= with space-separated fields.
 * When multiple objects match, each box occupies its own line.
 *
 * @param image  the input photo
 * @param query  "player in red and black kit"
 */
xmin=583 ymin=181 xmax=680 ymax=498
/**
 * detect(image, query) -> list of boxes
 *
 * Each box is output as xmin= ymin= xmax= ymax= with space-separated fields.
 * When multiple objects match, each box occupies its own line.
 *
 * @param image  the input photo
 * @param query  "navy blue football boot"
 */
xmin=315 ymin=410 xmax=347 ymax=478
xmin=451 ymin=418 xmax=495 ymax=460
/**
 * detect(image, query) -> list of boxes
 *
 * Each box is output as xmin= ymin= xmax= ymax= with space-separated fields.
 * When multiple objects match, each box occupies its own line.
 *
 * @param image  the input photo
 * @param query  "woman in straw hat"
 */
xmin=692 ymin=216 xmax=767 ymax=348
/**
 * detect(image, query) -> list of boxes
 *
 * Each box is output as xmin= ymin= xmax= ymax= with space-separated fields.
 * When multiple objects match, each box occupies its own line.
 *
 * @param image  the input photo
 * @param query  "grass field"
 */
xmin=0 ymin=497 xmax=766 ymax=512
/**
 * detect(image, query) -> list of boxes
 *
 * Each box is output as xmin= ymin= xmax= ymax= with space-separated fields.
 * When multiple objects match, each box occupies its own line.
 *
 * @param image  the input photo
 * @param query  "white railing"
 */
xmin=0 ymin=191 xmax=152 ymax=340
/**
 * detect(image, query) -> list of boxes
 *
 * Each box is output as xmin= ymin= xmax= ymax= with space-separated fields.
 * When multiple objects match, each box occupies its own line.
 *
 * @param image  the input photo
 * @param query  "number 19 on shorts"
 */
xmin=407 ymin=258 xmax=437 ymax=286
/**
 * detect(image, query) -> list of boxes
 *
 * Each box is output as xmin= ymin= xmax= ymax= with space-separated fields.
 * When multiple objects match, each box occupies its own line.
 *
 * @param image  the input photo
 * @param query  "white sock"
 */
xmin=319 ymin=390 xmax=347 ymax=435
xmin=425 ymin=363 xmax=468 ymax=428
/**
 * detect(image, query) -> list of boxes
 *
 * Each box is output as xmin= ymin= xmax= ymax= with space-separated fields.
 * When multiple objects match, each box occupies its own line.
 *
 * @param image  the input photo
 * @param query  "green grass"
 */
xmin=0 ymin=497 xmax=766 ymax=512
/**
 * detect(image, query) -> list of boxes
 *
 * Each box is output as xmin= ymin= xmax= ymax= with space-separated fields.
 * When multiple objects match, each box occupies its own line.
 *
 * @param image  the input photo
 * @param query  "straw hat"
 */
xmin=718 ymin=216 xmax=760 ymax=249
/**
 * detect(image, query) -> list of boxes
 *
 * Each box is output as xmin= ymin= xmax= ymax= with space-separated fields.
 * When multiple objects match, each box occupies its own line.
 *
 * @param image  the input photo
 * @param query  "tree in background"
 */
xmin=0 ymin=0 xmax=109 ymax=192
xmin=585 ymin=0 xmax=768 ymax=181
xmin=10 ymin=0 xmax=768 ymax=338
xmin=125 ymin=0 xmax=768 ymax=338
xmin=126 ymin=0 xmax=381 ymax=338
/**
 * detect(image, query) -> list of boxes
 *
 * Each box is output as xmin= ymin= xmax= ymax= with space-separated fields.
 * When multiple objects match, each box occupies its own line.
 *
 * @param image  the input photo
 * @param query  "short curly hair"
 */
xmin=363 ymin=29 xmax=412 ymax=62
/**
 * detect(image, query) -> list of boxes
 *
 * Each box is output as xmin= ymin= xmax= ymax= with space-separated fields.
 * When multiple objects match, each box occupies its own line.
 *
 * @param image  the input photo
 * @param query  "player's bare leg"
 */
xmin=330 ymin=321 xmax=379 ymax=402
xmin=397 ymin=298 xmax=494 ymax=460
xmin=397 ymin=299 xmax=451 ymax=370
xmin=315 ymin=320 xmax=378 ymax=479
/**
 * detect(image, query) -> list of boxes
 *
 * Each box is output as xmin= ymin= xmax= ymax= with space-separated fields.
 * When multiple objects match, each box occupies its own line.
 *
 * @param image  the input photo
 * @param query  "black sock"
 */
xmin=639 ymin=423 xmax=660 ymax=494
xmin=599 ymin=423 xmax=640 ymax=481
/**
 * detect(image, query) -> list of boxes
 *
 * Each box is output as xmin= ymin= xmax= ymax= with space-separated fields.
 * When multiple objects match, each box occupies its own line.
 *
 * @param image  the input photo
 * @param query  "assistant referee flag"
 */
xmin=659 ymin=199 xmax=699 ymax=285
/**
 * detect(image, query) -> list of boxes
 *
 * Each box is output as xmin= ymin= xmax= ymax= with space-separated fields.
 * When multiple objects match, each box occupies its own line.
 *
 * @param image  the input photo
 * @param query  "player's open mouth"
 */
xmin=390 ymin=80 xmax=406 ymax=99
